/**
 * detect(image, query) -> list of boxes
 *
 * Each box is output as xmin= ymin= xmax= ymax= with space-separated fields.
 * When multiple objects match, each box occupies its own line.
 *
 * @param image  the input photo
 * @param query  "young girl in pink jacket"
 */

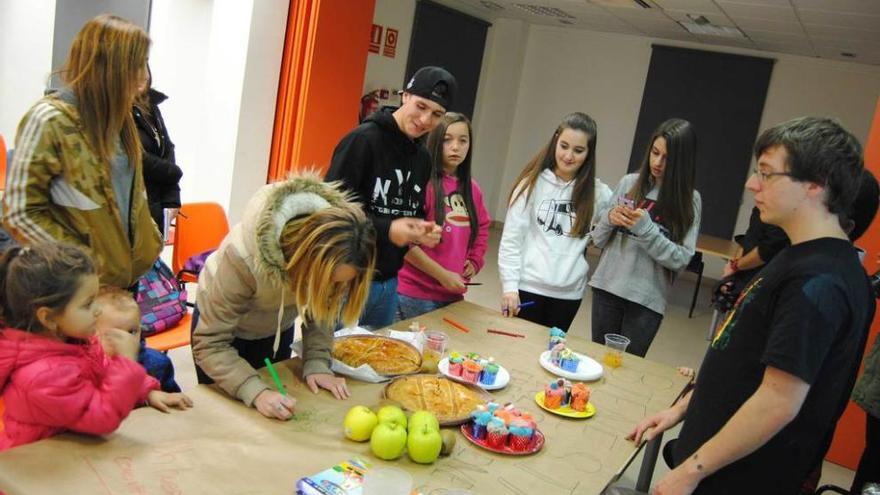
xmin=0 ymin=243 xmax=189 ymax=451
xmin=397 ymin=113 xmax=491 ymax=319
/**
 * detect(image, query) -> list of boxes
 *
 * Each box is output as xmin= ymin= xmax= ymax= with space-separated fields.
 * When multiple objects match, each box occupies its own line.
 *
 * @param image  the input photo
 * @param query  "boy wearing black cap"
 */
xmin=326 ymin=66 xmax=458 ymax=328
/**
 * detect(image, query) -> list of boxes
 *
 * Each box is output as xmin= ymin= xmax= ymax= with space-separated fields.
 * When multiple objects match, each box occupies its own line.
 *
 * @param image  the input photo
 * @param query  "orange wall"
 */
xmin=826 ymin=95 xmax=880 ymax=469
xmin=268 ymin=0 xmax=375 ymax=179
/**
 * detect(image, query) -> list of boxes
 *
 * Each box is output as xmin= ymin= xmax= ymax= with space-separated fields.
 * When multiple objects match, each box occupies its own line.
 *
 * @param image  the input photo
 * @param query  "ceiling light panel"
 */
xmin=512 ymin=3 xmax=576 ymax=18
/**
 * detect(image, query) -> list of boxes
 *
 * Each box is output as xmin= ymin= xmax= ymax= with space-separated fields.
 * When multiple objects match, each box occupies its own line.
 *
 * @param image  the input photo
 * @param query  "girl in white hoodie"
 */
xmin=498 ymin=113 xmax=612 ymax=332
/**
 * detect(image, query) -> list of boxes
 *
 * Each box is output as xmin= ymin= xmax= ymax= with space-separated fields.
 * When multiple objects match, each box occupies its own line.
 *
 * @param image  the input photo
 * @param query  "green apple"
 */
xmin=343 ymin=405 xmax=378 ymax=442
xmin=408 ymin=410 xmax=439 ymax=433
xmin=370 ymin=421 xmax=407 ymax=460
xmin=407 ymin=424 xmax=443 ymax=464
xmin=439 ymin=429 xmax=456 ymax=456
xmin=376 ymin=405 xmax=408 ymax=429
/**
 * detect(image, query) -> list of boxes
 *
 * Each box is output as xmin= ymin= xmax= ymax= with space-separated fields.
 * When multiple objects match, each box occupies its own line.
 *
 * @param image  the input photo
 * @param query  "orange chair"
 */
xmin=171 ymin=202 xmax=229 ymax=284
xmin=145 ymin=311 xmax=193 ymax=352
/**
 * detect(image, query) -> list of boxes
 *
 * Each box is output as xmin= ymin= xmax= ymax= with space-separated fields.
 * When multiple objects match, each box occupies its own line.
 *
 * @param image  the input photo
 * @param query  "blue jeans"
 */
xmin=360 ymin=277 xmax=399 ymax=329
xmin=397 ymin=294 xmax=453 ymax=321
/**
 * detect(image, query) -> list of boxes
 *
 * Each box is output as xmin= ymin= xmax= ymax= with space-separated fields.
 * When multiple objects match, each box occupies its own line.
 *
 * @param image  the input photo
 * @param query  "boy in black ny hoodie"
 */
xmin=326 ymin=66 xmax=457 ymax=328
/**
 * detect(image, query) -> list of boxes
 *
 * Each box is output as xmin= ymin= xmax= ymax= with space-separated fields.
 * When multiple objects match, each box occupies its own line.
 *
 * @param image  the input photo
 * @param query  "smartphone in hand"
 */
xmin=617 ymin=195 xmax=635 ymax=209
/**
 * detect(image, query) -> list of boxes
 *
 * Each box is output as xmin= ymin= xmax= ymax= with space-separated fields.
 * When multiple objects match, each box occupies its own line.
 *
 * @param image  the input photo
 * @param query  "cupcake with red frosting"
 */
xmin=486 ymin=417 xmax=509 ymax=449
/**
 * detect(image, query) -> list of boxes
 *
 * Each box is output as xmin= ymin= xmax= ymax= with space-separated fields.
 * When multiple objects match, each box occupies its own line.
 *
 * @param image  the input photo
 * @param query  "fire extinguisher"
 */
xmin=359 ymin=91 xmax=380 ymax=123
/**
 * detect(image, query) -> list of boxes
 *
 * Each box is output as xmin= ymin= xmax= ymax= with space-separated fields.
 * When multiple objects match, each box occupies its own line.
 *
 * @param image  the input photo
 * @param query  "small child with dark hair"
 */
xmin=96 ymin=287 xmax=184 ymax=395
xmin=0 ymin=243 xmax=187 ymax=451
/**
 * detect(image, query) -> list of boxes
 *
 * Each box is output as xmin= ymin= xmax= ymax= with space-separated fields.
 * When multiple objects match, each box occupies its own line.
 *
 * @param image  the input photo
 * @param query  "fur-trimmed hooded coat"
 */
xmin=192 ymin=175 xmax=351 ymax=407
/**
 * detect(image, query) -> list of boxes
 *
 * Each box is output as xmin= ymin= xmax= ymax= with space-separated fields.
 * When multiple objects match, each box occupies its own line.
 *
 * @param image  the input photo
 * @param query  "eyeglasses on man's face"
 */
xmin=752 ymin=167 xmax=793 ymax=183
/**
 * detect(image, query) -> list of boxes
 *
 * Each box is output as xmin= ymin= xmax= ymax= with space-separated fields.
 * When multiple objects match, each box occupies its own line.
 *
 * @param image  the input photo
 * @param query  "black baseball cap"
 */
xmin=401 ymin=66 xmax=457 ymax=110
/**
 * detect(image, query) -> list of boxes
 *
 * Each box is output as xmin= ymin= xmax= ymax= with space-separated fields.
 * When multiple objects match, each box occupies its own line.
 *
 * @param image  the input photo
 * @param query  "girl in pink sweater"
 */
xmin=397 ymin=113 xmax=491 ymax=319
xmin=0 ymin=243 xmax=189 ymax=451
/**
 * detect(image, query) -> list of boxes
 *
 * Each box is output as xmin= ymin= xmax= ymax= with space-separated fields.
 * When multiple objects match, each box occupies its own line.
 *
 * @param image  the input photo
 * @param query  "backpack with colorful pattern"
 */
xmin=135 ymin=259 xmax=187 ymax=336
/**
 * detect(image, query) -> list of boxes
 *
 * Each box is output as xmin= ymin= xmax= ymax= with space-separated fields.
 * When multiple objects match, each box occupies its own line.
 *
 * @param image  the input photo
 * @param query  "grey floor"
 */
xmin=166 ymin=227 xmax=855 ymax=493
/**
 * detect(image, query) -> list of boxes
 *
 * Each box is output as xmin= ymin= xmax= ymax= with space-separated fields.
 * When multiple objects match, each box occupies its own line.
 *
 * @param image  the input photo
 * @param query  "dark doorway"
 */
xmin=406 ymin=0 xmax=490 ymax=119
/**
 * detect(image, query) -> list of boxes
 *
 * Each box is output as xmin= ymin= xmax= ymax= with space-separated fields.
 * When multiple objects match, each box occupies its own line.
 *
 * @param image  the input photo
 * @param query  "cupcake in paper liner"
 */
xmin=548 ymin=327 xmax=566 ymax=350
xmin=494 ymin=408 xmax=514 ymax=425
xmin=559 ymin=379 xmax=572 ymax=406
xmin=480 ymin=359 xmax=500 ymax=385
xmin=486 ymin=417 xmax=509 ymax=449
xmin=519 ymin=411 xmax=537 ymax=429
xmin=448 ymin=352 xmax=464 ymax=376
xmin=461 ymin=359 xmax=483 ymax=383
xmin=548 ymin=336 xmax=566 ymax=351
xmin=571 ymin=383 xmax=591 ymax=412
xmin=550 ymin=342 xmax=566 ymax=366
xmin=561 ymin=349 xmax=580 ymax=372
xmin=543 ymin=382 xmax=564 ymax=409
xmin=508 ymin=418 xmax=534 ymax=451
xmin=470 ymin=409 xmax=492 ymax=440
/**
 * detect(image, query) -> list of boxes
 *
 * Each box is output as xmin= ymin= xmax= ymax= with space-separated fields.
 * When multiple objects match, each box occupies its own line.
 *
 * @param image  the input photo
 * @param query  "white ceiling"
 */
xmin=431 ymin=0 xmax=880 ymax=65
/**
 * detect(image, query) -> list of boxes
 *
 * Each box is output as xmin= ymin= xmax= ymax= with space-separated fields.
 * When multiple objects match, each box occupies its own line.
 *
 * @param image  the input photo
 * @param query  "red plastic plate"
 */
xmin=459 ymin=422 xmax=545 ymax=456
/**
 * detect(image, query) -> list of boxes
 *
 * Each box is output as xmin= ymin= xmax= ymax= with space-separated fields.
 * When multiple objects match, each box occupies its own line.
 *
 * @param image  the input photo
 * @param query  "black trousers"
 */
xmin=515 ymin=290 xmax=582 ymax=332
xmin=191 ymin=306 xmax=295 ymax=385
xmin=590 ymin=288 xmax=663 ymax=358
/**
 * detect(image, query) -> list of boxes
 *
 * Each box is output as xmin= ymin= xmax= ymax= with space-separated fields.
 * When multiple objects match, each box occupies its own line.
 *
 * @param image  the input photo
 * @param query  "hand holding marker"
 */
xmin=502 ymin=300 xmax=535 ymax=317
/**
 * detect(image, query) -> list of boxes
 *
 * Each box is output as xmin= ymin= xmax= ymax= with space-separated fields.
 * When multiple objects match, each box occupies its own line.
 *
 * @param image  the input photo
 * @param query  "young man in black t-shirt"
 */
xmin=627 ymin=117 xmax=875 ymax=495
xmin=326 ymin=66 xmax=457 ymax=328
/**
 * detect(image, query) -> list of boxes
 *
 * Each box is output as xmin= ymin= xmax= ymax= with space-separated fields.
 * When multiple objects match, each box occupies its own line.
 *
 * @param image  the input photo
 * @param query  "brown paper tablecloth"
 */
xmin=0 ymin=301 xmax=689 ymax=495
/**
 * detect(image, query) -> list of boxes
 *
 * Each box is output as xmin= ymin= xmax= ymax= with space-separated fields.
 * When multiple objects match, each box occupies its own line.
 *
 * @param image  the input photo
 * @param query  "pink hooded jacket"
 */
xmin=0 ymin=328 xmax=158 ymax=451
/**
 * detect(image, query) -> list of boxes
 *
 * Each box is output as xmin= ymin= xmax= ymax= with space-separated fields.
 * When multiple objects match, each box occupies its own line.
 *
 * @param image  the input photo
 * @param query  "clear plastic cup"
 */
xmin=603 ymin=333 xmax=630 ymax=368
xmin=422 ymin=331 xmax=448 ymax=372
xmin=363 ymin=467 xmax=413 ymax=495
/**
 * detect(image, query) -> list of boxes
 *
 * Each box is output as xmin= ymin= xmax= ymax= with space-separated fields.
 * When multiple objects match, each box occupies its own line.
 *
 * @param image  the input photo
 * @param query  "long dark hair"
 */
xmin=426 ymin=113 xmax=479 ymax=248
xmin=0 ymin=243 xmax=95 ymax=332
xmin=628 ymin=118 xmax=696 ymax=243
xmin=508 ymin=112 xmax=598 ymax=237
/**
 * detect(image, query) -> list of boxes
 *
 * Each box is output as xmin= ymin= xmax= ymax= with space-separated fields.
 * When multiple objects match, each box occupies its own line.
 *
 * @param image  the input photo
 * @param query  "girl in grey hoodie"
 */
xmin=589 ymin=119 xmax=701 ymax=357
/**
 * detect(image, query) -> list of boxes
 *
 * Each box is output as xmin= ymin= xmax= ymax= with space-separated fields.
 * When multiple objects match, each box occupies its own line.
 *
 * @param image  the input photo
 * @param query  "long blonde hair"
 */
xmin=60 ymin=14 xmax=150 ymax=169
xmin=280 ymin=205 xmax=376 ymax=329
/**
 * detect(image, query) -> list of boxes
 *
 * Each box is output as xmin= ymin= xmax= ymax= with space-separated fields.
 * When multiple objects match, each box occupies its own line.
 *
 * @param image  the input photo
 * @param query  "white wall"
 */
xmin=227 ymin=0 xmax=289 ymax=221
xmin=470 ymin=18 xmax=529 ymax=216
xmin=0 ymin=0 xmax=56 ymax=144
xmin=149 ymin=0 xmax=288 ymax=224
xmin=734 ymin=56 xmax=880 ymax=241
xmin=363 ymin=0 xmax=417 ymax=105
xmin=492 ymin=26 xmax=651 ymax=219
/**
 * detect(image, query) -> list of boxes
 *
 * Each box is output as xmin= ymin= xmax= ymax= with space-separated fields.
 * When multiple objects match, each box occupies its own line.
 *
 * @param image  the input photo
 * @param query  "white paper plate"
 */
xmin=539 ymin=350 xmax=603 ymax=381
xmin=438 ymin=358 xmax=510 ymax=390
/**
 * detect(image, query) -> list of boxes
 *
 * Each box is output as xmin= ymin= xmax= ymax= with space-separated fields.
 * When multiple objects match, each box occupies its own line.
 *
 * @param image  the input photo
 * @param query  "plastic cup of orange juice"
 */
xmin=603 ymin=333 xmax=630 ymax=368
xmin=421 ymin=331 xmax=448 ymax=373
